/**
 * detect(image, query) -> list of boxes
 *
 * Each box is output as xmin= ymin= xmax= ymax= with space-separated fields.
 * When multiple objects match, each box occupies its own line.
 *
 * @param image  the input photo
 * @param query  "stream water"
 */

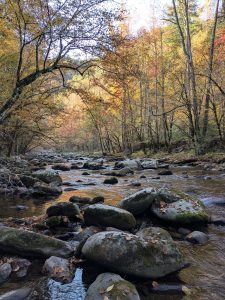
xmin=0 ymin=159 xmax=225 ymax=300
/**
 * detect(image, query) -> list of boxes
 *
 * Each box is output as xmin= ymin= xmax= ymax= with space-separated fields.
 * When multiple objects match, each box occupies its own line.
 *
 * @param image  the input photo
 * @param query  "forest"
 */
xmin=0 ymin=1 xmax=225 ymax=300
xmin=0 ymin=0 xmax=225 ymax=157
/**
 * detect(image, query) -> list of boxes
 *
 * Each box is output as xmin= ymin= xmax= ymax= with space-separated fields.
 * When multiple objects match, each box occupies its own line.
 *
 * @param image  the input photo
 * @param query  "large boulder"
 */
xmin=82 ymin=230 xmax=185 ymax=279
xmin=85 ymin=273 xmax=140 ymax=300
xmin=32 ymin=171 xmax=62 ymax=185
xmin=118 ymin=188 xmax=158 ymax=216
xmin=115 ymin=160 xmax=141 ymax=170
xmin=151 ymin=188 xmax=209 ymax=224
xmin=0 ymin=227 xmax=73 ymax=258
xmin=140 ymin=160 xmax=158 ymax=169
xmin=32 ymin=182 xmax=62 ymax=197
xmin=52 ymin=164 xmax=71 ymax=171
xmin=83 ymin=161 xmax=104 ymax=170
xmin=46 ymin=202 xmax=80 ymax=220
xmin=84 ymin=204 xmax=136 ymax=230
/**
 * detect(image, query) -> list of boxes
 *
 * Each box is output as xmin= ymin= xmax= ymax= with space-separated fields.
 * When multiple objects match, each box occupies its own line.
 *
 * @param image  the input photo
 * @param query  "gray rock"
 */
xmin=19 ymin=175 xmax=38 ymax=188
xmin=118 ymin=188 xmax=157 ymax=216
xmin=32 ymin=171 xmax=62 ymax=185
xmin=178 ymin=228 xmax=191 ymax=235
xmin=115 ymin=159 xmax=141 ymax=170
xmin=46 ymin=202 xmax=80 ymax=220
xmin=186 ymin=231 xmax=208 ymax=244
xmin=0 ymin=288 xmax=32 ymax=300
xmin=43 ymin=256 xmax=71 ymax=282
xmin=151 ymin=188 xmax=209 ymax=224
xmin=11 ymin=258 xmax=31 ymax=278
xmin=69 ymin=196 xmax=92 ymax=205
xmin=141 ymin=160 xmax=158 ymax=169
xmin=0 ymin=263 xmax=12 ymax=283
xmin=83 ymin=161 xmax=104 ymax=170
xmin=158 ymin=170 xmax=173 ymax=176
xmin=85 ymin=273 xmax=140 ymax=300
xmin=0 ymin=226 xmax=73 ymax=258
xmin=84 ymin=204 xmax=136 ymax=230
xmin=82 ymin=230 xmax=185 ymax=279
xmin=52 ymin=164 xmax=71 ymax=171
xmin=32 ymin=182 xmax=62 ymax=197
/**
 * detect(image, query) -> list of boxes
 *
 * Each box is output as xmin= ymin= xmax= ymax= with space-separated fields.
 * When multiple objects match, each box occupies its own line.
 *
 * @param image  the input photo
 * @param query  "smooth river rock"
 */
xmin=118 ymin=188 xmax=158 ymax=216
xmin=85 ymin=273 xmax=140 ymax=300
xmin=0 ymin=226 xmax=73 ymax=258
xmin=84 ymin=204 xmax=136 ymax=230
xmin=82 ymin=230 xmax=185 ymax=279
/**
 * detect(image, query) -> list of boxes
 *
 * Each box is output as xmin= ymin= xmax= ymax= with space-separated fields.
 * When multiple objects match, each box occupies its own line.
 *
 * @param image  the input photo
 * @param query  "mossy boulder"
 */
xmin=0 ymin=226 xmax=73 ymax=258
xmin=151 ymin=188 xmax=209 ymax=224
xmin=46 ymin=202 xmax=80 ymax=220
xmin=85 ymin=273 xmax=140 ymax=300
xmin=118 ymin=188 xmax=158 ymax=216
xmin=82 ymin=230 xmax=185 ymax=279
xmin=84 ymin=204 xmax=136 ymax=230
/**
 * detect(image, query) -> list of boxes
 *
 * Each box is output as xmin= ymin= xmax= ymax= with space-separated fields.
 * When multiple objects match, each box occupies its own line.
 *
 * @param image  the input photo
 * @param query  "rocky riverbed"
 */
xmin=0 ymin=152 xmax=224 ymax=300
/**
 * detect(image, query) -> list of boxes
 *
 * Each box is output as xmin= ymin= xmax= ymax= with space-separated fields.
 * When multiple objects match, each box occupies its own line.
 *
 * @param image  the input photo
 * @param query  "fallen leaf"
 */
xmin=182 ymin=285 xmax=191 ymax=296
xmin=106 ymin=284 xmax=114 ymax=292
xmin=152 ymin=281 xmax=159 ymax=288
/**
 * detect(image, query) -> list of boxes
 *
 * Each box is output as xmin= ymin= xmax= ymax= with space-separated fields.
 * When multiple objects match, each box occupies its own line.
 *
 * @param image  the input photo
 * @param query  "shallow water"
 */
xmin=0 ymin=161 xmax=225 ymax=299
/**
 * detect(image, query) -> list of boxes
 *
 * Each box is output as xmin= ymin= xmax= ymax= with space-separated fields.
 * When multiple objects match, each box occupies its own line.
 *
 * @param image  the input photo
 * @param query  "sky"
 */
xmin=125 ymin=0 xmax=206 ymax=33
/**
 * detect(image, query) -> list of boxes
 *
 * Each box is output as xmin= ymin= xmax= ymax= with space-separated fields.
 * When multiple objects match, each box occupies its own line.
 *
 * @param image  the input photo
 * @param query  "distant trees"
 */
xmin=61 ymin=0 xmax=225 ymax=155
xmin=0 ymin=0 xmax=119 ymax=123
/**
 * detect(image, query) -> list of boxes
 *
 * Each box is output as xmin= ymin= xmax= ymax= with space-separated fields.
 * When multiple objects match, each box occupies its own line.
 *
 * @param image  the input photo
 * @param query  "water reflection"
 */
xmin=48 ymin=268 xmax=86 ymax=300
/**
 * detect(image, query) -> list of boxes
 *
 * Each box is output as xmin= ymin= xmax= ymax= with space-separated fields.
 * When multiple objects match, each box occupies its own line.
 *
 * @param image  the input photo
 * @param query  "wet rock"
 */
xmin=46 ymin=202 xmax=80 ymax=220
xmin=118 ymin=188 xmax=157 ymax=216
xmin=46 ymin=216 xmax=62 ymax=228
xmin=83 ymin=161 xmax=104 ymax=170
xmin=64 ymin=187 xmax=77 ymax=191
xmin=115 ymin=159 xmax=141 ymax=170
xmin=158 ymin=170 xmax=173 ymax=176
xmin=0 ymin=288 xmax=32 ymax=300
xmin=43 ymin=256 xmax=71 ymax=282
xmin=16 ymin=205 xmax=28 ymax=211
xmin=32 ymin=171 xmax=62 ymax=185
xmin=210 ymin=216 xmax=225 ymax=226
xmin=152 ymin=176 xmax=161 ymax=180
xmin=70 ymin=163 xmax=80 ymax=170
xmin=141 ymin=160 xmax=158 ymax=169
xmin=129 ymin=182 xmax=141 ymax=187
xmin=0 ymin=226 xmax=73 ymax=258
xmin=11 ymin=258 xmax=31 ymax=278
xmin=32 ymin=182 xmax=62 ymax=197
xmin=19 ymin=175 xmax=38 ymax=188
xmin=82 ymin=172 xmax=90 ymax=176
xmin=82 ymin=230 xmax=185 ymax=279
xmin=178 ymin=228 xmax=191 ymax=235
xmin=140 ymin=175 xmax=146 ymax=179
xmin=186 ymin=231 xmax=208 ymax=244
xmin=104 ymin=177 xmax=118 ymax=185
xmin=103 ymin=167 xmax=134 ymax=177
xmin=69 ymin=196 xmax=92 ymax=205
xmin=92 ymin=196 xmax=105 ymax=204
xmin=151 ymin=188 xmax=209 ymax=224
xmin=84 ymin=204 xmax=136 ymax=230
xmin=52 ymin=164 xmax=71 ymax=171
xmin=85 ymin=273 xmax=140 ymax=300
xmin=72 ymin=227 xmax=102 ymax=253
xmin=0 ymin=263 xmax=12 ymax=283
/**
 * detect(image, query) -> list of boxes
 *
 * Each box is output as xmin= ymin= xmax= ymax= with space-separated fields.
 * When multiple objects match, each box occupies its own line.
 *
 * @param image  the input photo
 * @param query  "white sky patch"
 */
xmin=125 ymin=0 xmax=206 ymax=33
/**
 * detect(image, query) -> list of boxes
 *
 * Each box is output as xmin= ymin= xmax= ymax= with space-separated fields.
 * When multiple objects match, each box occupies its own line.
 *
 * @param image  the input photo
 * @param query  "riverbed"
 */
xmin=0 ymin=157 xmax=225 ymax=300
